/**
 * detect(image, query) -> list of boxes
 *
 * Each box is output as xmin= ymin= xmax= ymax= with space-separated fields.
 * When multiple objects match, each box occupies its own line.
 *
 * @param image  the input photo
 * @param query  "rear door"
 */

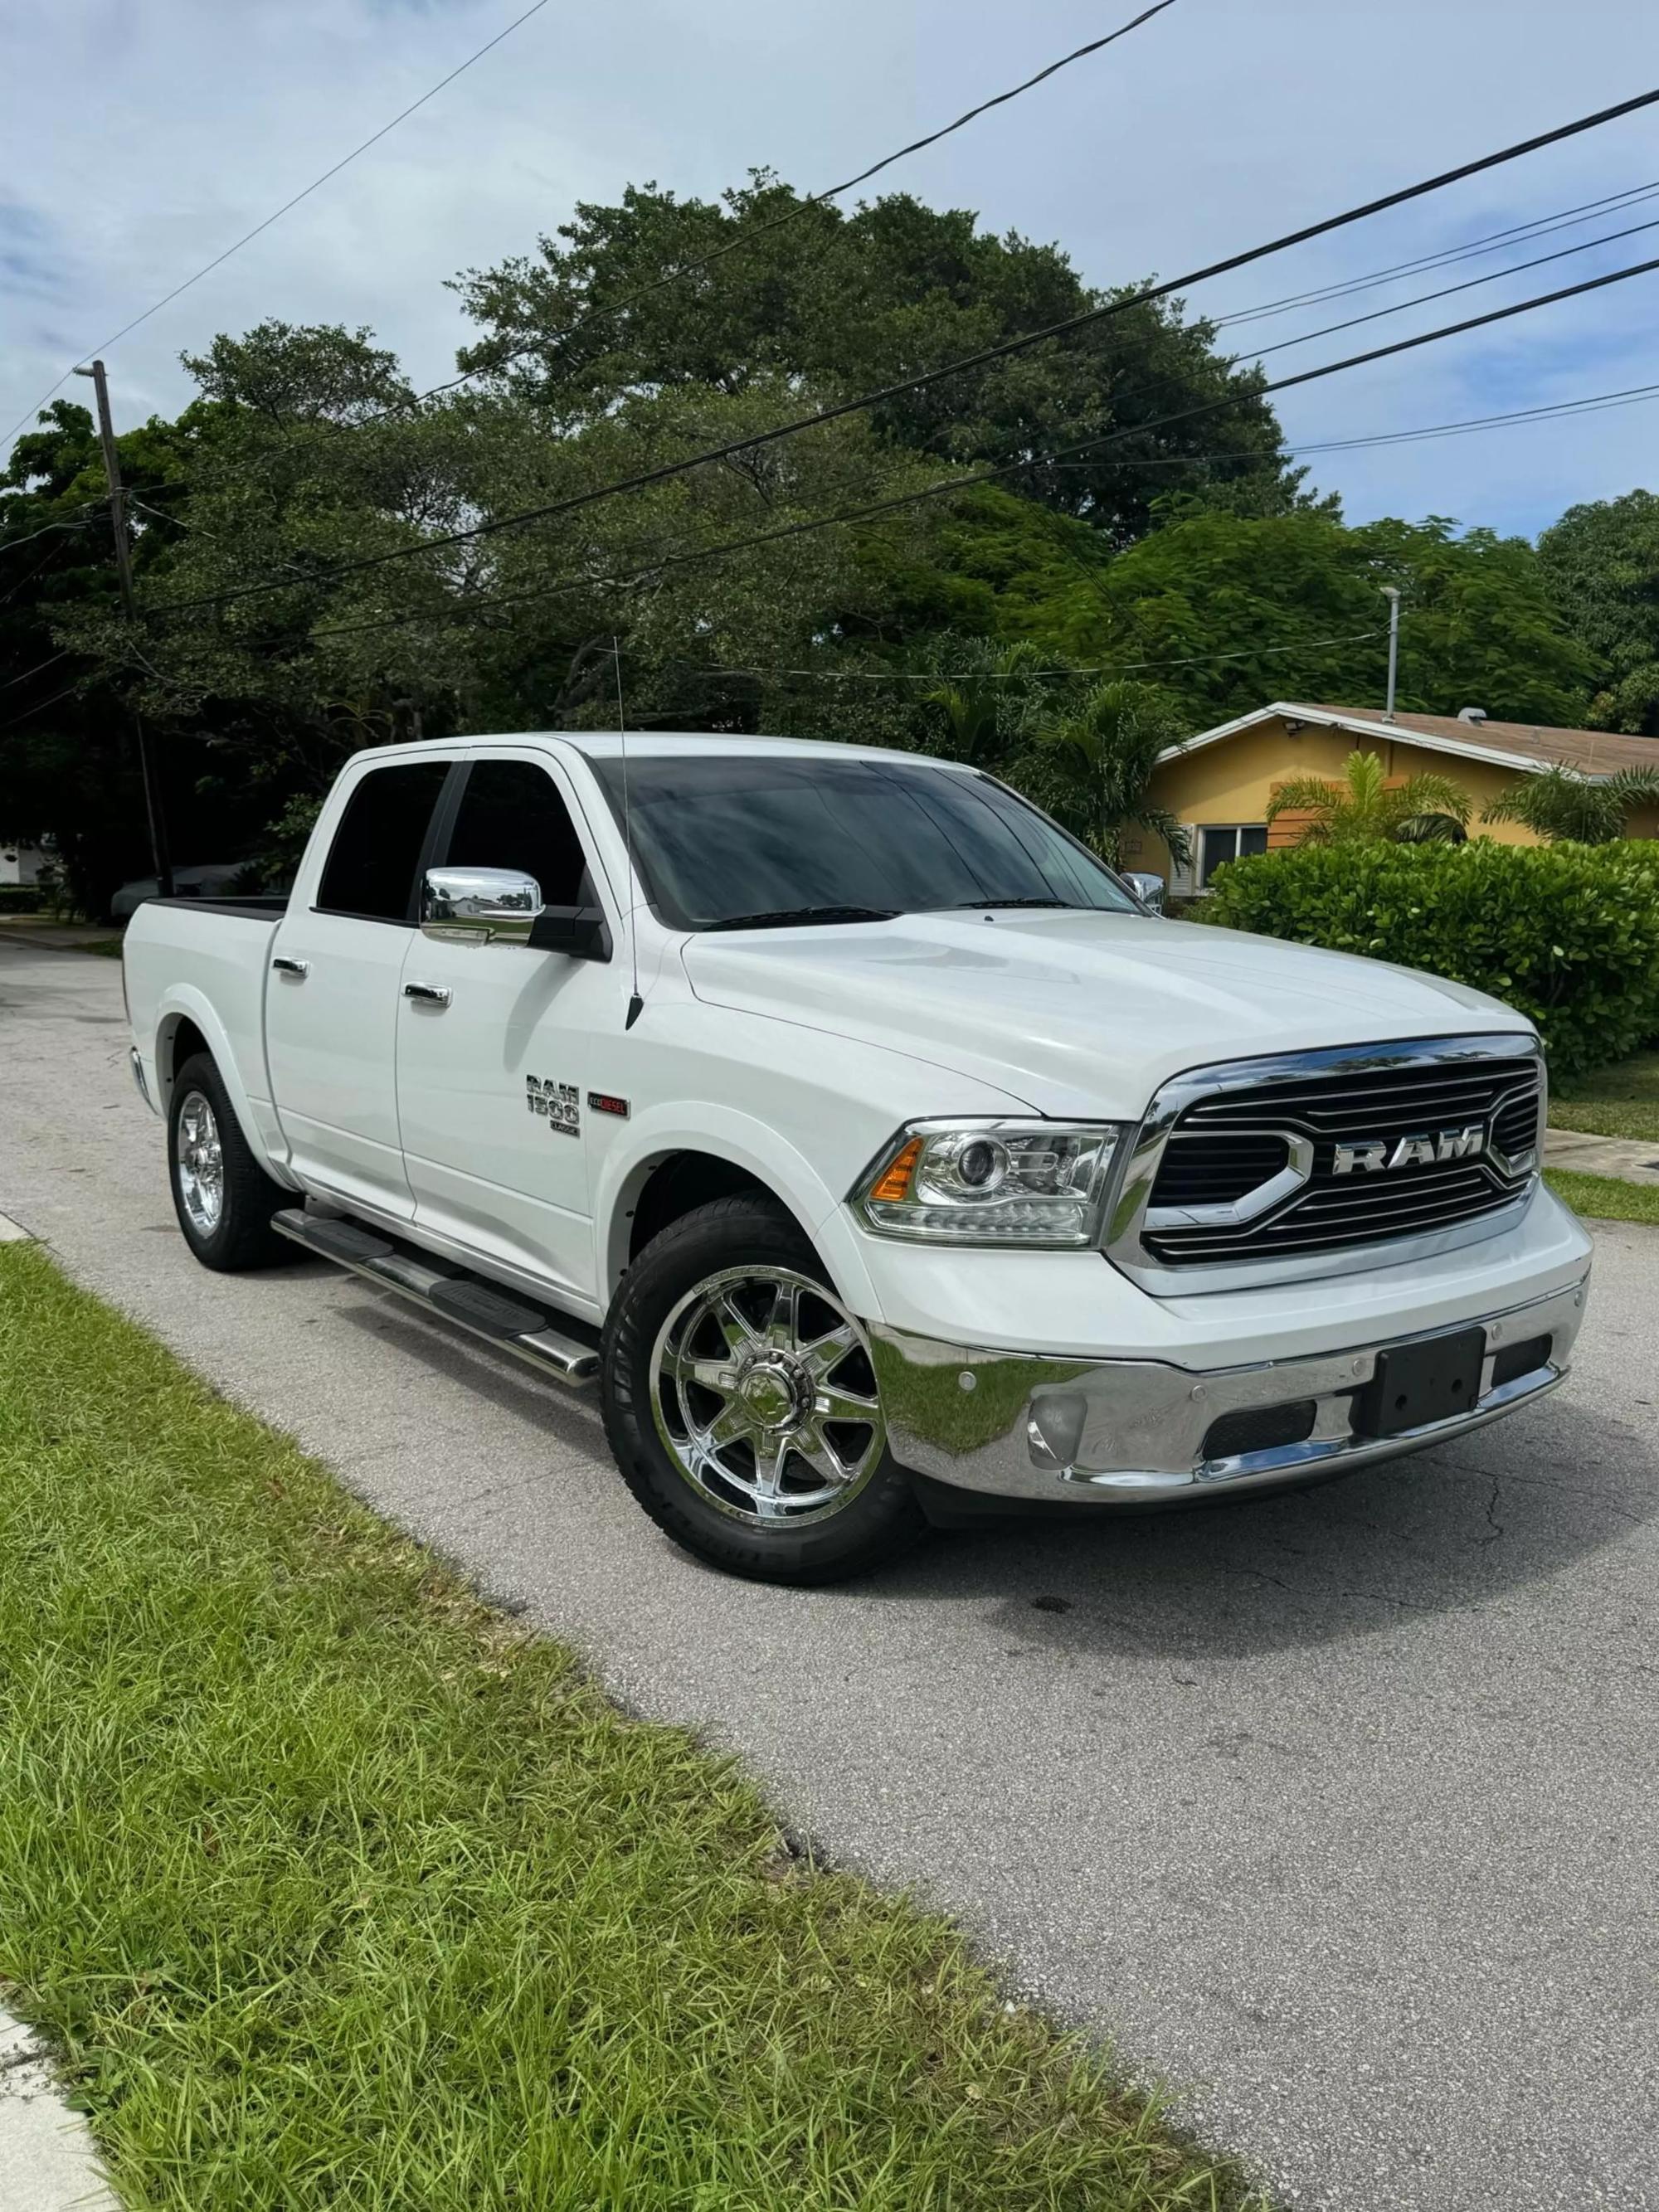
xmin=265 ymin=756 xmax=453 ymax=1218
xmin=395 ymin=748 xmax=622 ymax=1308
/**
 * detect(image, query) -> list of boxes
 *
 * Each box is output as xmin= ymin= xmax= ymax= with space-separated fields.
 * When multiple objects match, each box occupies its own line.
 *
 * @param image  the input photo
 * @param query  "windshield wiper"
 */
xmin=946 ymin=897 xmax=1073 ymax=910
xmin=703 ymin=905 xmax=899 ymax=932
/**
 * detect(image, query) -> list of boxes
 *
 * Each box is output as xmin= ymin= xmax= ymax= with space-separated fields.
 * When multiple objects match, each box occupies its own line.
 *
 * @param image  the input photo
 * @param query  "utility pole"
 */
xmin=71 ymin=358 xmax=173 ymax=897
xmin=1381 ymin=585 xmax=1401 ymax=724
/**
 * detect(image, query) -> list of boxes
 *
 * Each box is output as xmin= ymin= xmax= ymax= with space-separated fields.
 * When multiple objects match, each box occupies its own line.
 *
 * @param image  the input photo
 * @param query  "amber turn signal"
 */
xmin=868 ymin=1135 xmax=922 ymax=1203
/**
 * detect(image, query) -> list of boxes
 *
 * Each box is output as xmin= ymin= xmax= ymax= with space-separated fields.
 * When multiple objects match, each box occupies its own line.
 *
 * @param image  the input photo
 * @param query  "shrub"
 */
xmin=1201 ymin=839 xmax=1659 ymax=1078
xmin=0 ymin=885 xmax=45 ymax=914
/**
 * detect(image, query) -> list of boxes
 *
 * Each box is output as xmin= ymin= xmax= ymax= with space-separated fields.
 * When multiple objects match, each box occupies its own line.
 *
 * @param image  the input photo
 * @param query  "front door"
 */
xmin=265 ymin=756 xmax=451 ymax=1218
xmin=395 ymin=749 xmax=622 ymax=1310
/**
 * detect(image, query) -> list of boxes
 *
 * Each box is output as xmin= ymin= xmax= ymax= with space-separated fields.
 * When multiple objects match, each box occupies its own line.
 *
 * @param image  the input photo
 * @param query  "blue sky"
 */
xmin=3 ymin=0 xmax=1657 ymax=540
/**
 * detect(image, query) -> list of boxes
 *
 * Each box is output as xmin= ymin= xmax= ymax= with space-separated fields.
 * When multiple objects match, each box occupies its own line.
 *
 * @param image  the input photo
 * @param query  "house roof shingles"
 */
xmin=1294 ymin=703 xmax=1659 ymax=777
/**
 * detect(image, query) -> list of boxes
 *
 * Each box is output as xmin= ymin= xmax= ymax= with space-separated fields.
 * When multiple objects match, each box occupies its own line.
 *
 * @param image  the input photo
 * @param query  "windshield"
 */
xmin=591 ymin=751 xmax=1138 ymax=930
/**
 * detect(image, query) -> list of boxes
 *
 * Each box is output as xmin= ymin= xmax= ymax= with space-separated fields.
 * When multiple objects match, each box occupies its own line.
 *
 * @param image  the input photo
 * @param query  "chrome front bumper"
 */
xmin=871 ymin=1273 xmax=1588 ymax=1505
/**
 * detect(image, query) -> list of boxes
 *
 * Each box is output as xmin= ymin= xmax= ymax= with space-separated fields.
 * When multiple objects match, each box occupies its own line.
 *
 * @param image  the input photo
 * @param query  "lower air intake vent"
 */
xmin=1201 ymin=1400 xmax=1318 ymax=1461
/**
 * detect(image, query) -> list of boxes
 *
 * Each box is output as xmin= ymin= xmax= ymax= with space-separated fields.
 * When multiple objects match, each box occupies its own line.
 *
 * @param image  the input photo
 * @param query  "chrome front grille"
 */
xmin=1108 ymin=1034 xmax=1543 ymax=1289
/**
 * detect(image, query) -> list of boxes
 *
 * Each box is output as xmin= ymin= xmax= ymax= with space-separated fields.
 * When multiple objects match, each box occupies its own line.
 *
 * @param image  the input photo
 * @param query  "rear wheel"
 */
xmin=601 ymin=1195 xmax=926 ymax=1583
xmin=168 ymin=1052 xmax=289 ymax=1271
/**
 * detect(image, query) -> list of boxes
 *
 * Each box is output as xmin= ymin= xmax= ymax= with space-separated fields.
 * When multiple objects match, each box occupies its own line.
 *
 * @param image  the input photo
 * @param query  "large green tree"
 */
xmin=1538 ymin=489 xmax=1659 ymax=736
xmin=936 ymin=501 xmax=1597 ymax=727
xmin=0 ymin=399 xmax=250 ymax=913
xmin=450 ymin=175 xmax=1305 ymax=547
xmin=64 ymin=323 xmax=957 ymax=784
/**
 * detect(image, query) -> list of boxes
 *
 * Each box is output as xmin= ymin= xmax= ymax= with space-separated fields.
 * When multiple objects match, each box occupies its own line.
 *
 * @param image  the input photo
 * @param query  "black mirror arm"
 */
xmin=528 ymin=902 xmax=612 ymax=961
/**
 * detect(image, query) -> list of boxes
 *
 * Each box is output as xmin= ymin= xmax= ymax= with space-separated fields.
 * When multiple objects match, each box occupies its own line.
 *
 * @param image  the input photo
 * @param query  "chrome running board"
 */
xmin=271 ymin=1208 xmax=600 ymax=1387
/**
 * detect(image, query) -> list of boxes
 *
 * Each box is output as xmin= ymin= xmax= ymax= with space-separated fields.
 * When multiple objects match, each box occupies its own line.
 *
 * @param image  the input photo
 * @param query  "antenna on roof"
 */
xmin=614 ymin=636 xmax=644 ymax=1030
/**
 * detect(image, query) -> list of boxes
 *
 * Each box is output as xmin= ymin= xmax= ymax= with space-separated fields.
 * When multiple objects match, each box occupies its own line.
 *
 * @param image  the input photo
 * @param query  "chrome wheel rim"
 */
xmin=174 ymin=1090 xmax=225 ymax=1235
xmin=650 ymin=1266 xmax=886 ymax=1526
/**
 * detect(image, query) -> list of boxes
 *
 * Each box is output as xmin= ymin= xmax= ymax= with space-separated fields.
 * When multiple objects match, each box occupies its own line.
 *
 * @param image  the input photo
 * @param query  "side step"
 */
xmin=271 ymin=1208 xmax=600 ymax=1387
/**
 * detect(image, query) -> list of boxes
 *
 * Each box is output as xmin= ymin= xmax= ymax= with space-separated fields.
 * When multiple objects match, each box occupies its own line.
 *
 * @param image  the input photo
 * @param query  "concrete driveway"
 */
xmin=2 ymin=938 xmax=1655 ymax=2212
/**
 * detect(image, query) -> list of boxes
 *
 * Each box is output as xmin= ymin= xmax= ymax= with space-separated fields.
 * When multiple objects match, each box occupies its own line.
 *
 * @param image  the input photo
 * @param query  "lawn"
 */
xmin=0 ymin=1241 xmax=1258 ymax=2212
xmin=1550 ymin=1050 xmax=1659 ymax=1144
xmin=1545 ymin=1168 xmax=1659 ymax=1228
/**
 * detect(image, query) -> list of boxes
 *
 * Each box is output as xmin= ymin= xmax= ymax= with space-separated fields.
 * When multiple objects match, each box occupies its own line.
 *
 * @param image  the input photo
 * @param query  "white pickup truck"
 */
xmin=124 ymin=731 xmax=1591 ymax=1582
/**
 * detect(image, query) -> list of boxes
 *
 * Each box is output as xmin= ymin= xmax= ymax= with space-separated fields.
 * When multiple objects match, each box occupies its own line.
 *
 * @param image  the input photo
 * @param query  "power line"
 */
xmin=85 ymin=1 xmax=1181 ymax=481
xmin=142 ymin=85 xmax=1659 ymax=624
xmin=1213 ymin=175 xmax=1659 ymax=330
xmin=663 ymin=627 xmax=1386 ymax=683
xmin=0 ymin=513 xmax=100 ymax=554
xmin=413 ymin=1 xmax=1180 ymax=409
xmin=1231 ymin=206 xmax=1659 ymax=369
xmin=176 ymin=2 xmax=1183 ymax=457
xmin=1286 ymin=377 xmax=1659 ymax=452
xmin=0 ymin=649 xmax=71 ymax=694
xmin=85 ymin=163 xmax=1659 ymax=522
xmin=0 ymin=0 xmax=555 ymax=450
xmin=294 ymin=249 xmax=1659 ymax=644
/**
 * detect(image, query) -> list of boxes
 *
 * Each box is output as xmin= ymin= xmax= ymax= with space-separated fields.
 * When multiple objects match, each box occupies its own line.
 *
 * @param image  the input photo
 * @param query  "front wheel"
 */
xmin=601 ymin=1195 xmax=926 ymax=1583
xmin=167 ymin=1052 xmax=289 ymax=1271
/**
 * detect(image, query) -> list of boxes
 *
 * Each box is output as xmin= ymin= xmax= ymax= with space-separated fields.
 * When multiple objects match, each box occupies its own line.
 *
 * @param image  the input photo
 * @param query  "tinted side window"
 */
xmin=316 ymin=761 xmax=449 ymax=922
xmin=444 ymin=759 xmax=590 ymax=907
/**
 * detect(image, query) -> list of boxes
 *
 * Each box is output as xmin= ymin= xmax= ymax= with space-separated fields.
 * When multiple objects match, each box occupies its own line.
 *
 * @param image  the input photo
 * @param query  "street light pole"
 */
xmin=71 ymin=358 xmax=173 ymax=898
xmin=1381 ymin=585 xmax=1402 ymax=724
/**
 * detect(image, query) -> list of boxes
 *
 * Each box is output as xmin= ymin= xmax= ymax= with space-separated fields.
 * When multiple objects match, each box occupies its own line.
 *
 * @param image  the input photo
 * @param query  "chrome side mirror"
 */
xmin=1124 ymin=871 xmax=1165 ymax=914
xmin=421 ymin=865 xmax=542 ymax=944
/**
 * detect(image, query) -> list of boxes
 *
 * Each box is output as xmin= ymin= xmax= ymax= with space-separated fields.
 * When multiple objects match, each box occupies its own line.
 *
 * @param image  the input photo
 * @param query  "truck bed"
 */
xmin=124 ymin=895 xmax=289 ymax=1129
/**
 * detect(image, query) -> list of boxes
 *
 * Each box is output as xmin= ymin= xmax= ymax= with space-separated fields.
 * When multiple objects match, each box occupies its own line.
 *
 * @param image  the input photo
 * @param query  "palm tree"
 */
xmin=1266 ymin=748 xmax=1471 ymax=846
xmin=1483 ymin=763 xmax=1659 ymax=843
xmin=1020 ymin=679 xmax=1191 ymax=873
xmin=922 ymin=639 xmax=1055 ymax=770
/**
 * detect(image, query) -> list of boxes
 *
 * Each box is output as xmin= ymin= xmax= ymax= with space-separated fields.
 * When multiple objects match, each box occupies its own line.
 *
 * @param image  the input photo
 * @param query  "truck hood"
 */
xmin=680 ymin=910 xmax=1526 ymax=1118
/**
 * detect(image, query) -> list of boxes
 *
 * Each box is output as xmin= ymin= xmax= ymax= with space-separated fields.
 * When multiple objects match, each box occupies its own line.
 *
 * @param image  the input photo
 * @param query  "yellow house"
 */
xmin=1131 ymin=701 xmax=1659 ymax=893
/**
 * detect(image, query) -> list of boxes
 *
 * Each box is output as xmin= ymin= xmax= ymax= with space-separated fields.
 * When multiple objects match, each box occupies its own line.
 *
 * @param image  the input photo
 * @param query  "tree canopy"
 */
xmin=1538 ymin=489 xmax=1659 ymax=736
xmin=0 ymin=169 xmax=1649 ymax=916
xmin=450 ymin=175 xmax=1306 ymax=546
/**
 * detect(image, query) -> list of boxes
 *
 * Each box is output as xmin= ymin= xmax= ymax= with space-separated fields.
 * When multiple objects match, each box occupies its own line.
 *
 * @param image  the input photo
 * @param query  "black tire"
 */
xmin=601 ymin=1194 xmax=927 ymax=1584
xmin=167 ymin=1051 xmax=290 ymax=1271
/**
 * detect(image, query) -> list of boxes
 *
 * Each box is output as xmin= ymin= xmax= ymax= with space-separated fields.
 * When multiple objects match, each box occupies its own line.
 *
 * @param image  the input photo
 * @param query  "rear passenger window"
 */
xmin=444 ymin=759 xmax=591 ymax=907
xmin=315 ymin=761 xmax=449 ymax=922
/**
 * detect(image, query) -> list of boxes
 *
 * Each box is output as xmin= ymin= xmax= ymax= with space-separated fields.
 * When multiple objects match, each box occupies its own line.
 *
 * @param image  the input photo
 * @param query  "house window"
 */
xmin=1199 ymin=824 xmax=1267 ymax=889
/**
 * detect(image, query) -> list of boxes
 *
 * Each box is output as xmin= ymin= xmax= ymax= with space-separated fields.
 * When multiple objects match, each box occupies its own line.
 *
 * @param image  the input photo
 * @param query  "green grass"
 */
xmin=1545 ymin=1168 xmax=1659 ymax=1226
xmin=1550 ymin=1050 xmax=1659 ymax=1144
xmin=75 ymin=936 xmax=125 ymax=957
xmin=0 ymin=1242 xmax=1258 ymax=2212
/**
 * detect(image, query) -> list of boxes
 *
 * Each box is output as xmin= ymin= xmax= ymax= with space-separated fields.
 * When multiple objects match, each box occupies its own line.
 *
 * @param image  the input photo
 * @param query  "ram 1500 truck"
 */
xmin=123 ymin=732 xmax=1592 ymax=1582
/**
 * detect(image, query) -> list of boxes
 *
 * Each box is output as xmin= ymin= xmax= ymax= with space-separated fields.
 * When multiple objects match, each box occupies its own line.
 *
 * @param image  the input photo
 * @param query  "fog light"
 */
xmin=1027 ymin=1388 xmax=1088 ymax=1472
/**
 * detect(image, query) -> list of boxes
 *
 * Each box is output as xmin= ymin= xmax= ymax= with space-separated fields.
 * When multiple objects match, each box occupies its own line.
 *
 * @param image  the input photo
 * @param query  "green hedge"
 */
xmin=0 ymin=885 xmax=47 ymax=914
xmin=1201 ymin=839 xmax=1659 ymax=1078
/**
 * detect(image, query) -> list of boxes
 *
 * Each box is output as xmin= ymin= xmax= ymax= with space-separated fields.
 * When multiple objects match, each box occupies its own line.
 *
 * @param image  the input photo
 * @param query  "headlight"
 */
xmin=854 ymin=1120 xmax=1125 ymax=1247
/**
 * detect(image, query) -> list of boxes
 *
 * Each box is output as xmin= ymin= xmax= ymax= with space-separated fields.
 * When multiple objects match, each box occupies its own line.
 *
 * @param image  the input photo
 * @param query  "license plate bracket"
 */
xmin=1355 ymin=1327 xmax=1486 ymax=1438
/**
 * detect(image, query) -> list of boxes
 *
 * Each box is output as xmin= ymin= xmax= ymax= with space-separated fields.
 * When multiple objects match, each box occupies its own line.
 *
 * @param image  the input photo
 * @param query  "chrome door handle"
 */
xmin=271 ymin=955 xmax=309 ymax=978
xmin=402 ymin=981 xmax=451 ymax=1007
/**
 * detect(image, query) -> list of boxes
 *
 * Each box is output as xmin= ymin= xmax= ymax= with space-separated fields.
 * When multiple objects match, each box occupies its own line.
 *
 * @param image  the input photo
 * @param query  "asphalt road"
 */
xmin=2 ymin=938 xmax=1655 ymax=2212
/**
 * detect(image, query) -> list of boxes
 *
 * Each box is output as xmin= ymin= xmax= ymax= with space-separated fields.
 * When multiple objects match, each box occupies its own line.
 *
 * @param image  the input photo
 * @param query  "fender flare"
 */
xmin=153 ymin=987 xmax=301 ymax=1192
xmin=596 ymin=1099 xmax=884 ymax=1321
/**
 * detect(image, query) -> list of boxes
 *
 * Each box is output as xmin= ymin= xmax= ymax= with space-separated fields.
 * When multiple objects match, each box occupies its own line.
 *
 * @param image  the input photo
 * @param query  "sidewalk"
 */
xmin=0 ymin=921 xmax=119 ymax=952
xmin=0 ymin=2010 xmax=118 ymax=2211
xmin=1544 ymin=1125 xmax=1659 ymax=1188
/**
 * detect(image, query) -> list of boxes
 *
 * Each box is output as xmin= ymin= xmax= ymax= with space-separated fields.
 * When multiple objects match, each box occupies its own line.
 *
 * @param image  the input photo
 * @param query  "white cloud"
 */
xmin=3 ymin=0 xmax=1657 ymax=534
